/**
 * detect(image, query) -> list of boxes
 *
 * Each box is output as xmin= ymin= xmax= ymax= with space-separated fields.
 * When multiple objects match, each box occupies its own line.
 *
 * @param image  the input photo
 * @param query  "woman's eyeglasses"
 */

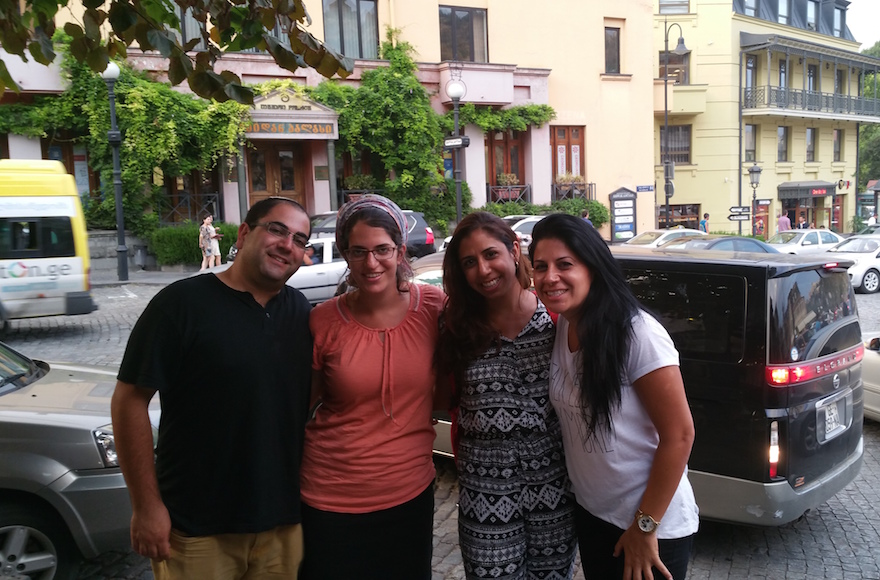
xmin=344 ymin=246 xmax=398 ymax=262
xmin=255 ymin=222 xmax=310 ymax=249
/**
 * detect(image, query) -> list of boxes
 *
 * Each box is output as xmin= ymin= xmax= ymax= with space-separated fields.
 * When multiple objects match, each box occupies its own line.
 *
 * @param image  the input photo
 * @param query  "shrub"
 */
xmin=474 ymin=198 xmax=609 ymax=228
xmin=149 ymin=222 xmax=239 ymax=266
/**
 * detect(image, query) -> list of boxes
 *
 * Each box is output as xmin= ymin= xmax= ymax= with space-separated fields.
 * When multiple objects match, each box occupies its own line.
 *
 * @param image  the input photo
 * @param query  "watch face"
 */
xmin=638 ymin=515 xmax=656 ymax=533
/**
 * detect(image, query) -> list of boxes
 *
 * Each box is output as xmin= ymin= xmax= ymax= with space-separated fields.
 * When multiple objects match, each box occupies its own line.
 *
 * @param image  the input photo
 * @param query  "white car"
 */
xmin=439 ymin=215 xmax=545 ymax=252
xmin=766 ymin=229 xmax=844 ymax=254
xmin=625 ymin=228 xmax=706 ymax=248
xmin=206 ymin=237 xmax=348 ymax=304
xmin=825 ymin=235 xmax=880 ymax=294
xmin=863 ymin=332 xmax=880 ymax=422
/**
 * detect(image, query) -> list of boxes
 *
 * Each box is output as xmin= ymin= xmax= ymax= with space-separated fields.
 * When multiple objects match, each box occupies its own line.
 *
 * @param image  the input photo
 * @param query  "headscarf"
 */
xmin=336 ymin=194 xmax=409 ymax=248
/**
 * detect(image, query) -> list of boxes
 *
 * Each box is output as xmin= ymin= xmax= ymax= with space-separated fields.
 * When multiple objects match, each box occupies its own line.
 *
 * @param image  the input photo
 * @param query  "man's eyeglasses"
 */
xmin=254 ymin=222 xmax=310 ymax=249
xmin=344 ymin=245 xmax=398 ymax=262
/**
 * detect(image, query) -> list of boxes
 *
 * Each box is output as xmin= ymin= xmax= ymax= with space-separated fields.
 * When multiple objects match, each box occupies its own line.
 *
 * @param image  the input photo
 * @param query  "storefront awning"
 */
xmin=777 ymin=181 xmax=837 ymax=200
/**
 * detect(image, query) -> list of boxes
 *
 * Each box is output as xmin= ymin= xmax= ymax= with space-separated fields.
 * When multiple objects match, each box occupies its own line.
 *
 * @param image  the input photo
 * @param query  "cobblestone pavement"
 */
xmin=3 ymin=285 xmax=879 ymax=580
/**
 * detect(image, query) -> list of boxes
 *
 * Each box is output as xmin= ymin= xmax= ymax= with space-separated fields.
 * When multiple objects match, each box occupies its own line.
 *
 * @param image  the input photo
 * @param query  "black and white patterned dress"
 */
xmin=457 ymin=301 xmax=577 ymax=580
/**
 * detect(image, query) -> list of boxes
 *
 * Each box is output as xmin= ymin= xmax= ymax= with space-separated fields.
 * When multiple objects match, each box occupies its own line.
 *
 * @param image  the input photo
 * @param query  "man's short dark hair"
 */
xmin=244 ymin=197 xmax=308 ymax=232
xmin=703 ymin=213 xmax=709 ymax=218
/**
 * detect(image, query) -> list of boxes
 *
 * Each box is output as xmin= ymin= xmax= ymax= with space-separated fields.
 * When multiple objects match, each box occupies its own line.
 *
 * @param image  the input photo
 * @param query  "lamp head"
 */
xmin=672 ymin=36 xmax=689 ymax=55
xmin=101 ymin=62 xmax=121 ymax=81
xmin=446 ymin=78 xmax=466 ymax=100
xmin=748 ymin=162 xmax=762 ymax=188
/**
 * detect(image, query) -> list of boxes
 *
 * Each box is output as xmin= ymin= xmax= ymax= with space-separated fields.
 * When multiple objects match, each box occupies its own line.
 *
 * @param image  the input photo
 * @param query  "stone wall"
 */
xmin=88 ymin=230 xmax=156 ymax=273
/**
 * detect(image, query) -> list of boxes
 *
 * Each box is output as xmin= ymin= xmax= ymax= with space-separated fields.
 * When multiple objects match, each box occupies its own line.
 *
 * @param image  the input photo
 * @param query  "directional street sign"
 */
xmin=729 ymin=206 xmax=751 ymax=214
xmin=443 ymin=136 xmax=471 ymax=149
xmin=728 ymin=214 xmax=751 ymax=221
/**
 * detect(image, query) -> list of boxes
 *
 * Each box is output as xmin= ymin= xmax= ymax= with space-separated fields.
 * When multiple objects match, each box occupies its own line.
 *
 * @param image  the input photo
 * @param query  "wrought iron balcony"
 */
xmin=744 ymin=86 xmax=880 ymax=118
xmin=489 ymin=185 xmax=531 ymax=204
xmin=552 ymin=182 xmax=596 ymax=202
xmin=158 ymin=192 xmax=219 ymax=225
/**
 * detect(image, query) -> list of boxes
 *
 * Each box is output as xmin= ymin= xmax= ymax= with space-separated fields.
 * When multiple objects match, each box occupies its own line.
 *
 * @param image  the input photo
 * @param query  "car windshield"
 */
xmin=828 ymin=238 xmax=880 ymax=253
xmin=0 ymin=343 xmax=42 ymax=396
xmin=517 ymin=221 xmax=538 ymax=235
xmin=768 ymin=232 xmax=802 ymax=244
xmin=311 ymin=215 xmax=336 ymax=229
xmin=627 ymin=232 xmax=663 ymax=245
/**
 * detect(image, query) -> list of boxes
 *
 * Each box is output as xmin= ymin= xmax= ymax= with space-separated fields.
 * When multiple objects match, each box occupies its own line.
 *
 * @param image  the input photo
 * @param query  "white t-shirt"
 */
xmin=549 ymin=310 xmax=699 ymax=539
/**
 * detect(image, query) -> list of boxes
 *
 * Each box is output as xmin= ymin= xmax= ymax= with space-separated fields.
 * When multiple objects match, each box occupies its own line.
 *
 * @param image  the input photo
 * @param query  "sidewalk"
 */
xmin=90 ymin=266 xmax=196 ymax=288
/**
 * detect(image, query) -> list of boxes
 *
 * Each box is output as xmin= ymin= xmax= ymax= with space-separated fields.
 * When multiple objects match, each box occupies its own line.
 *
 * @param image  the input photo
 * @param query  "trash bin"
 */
xmin=134 ymin=245 xmax=147 ymax=268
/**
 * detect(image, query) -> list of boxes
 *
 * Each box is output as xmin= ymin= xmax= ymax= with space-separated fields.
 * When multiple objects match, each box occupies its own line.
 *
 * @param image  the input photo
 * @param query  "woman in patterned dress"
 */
xmin=436 ymin=212 xmax=577 ymax=580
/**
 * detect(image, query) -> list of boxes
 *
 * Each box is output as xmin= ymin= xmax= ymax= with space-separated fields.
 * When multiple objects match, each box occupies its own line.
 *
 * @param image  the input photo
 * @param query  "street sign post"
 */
xmin=729 ymin=206 xmax=750 ymax=214
xmin=728 ymin=214 xmax=751 ymax=221
xmin=443 ymin=136 xmax=470 ymax=149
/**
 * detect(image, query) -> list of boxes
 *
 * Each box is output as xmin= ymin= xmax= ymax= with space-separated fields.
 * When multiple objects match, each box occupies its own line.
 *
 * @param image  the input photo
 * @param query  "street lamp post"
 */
xmin=446 ymin=78 xmax=467 ymax=224
xmin=663 ymin=18 xmax=689 ymax=229
xmin=100 ymin=62 xmax=128 ymax=281
xmin=749 ymin=162 xmax=762 ymax=236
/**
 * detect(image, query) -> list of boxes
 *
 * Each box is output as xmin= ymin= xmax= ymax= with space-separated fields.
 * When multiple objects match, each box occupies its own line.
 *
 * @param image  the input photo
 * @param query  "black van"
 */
xmin=612 ymin=246 xmax=864 ymax=526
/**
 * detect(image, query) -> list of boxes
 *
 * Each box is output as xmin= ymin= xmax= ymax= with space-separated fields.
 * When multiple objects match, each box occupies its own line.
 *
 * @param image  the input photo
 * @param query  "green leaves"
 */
xmin=2 ymin=0 xmax=353 ymax=103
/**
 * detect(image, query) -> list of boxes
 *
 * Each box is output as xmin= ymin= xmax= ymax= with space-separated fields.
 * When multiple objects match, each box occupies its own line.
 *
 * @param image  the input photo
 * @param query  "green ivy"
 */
xmin=455 ymin=103 xmax=556 ymax=133
xmin=476 ymin=198 xmax=609 ymax=229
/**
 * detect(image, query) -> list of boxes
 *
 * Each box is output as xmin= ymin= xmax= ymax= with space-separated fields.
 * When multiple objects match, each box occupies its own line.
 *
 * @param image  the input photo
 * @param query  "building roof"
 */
xmin=740 ymin=32 xmax=880 ymax=71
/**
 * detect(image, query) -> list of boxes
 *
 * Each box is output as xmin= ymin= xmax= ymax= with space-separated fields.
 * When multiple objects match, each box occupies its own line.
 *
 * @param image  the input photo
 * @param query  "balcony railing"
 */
xmin=552 ymin=182 xmax=596 ymax=202
xmin=489 ymin=185 xmax=532 ymax=204
xmin=158 ymin=192 xmax=219 ymax=225
xmin=744 ymin=86 xmax=880 ymax=118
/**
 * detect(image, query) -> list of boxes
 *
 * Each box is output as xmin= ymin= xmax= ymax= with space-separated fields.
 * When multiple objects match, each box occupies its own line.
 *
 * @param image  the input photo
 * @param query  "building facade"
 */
xmin=655 ymin=0 xmax=880 ymax=236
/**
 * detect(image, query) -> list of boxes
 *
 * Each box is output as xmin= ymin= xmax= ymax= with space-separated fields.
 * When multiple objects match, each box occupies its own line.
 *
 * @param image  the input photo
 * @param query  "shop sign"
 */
xmin=247 ymin=122 xmax=335 ymax=135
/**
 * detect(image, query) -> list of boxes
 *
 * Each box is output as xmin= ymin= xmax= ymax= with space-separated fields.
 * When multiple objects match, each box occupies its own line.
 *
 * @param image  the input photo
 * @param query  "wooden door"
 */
xmin=247 ymin=143 xmax=306 ymax=208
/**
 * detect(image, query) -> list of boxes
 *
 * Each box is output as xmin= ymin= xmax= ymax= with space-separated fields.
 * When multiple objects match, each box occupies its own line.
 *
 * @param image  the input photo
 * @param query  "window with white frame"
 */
xmin=745 ymin=124 xmax=757 ymax=162
xmin=660 ymin=125 xmax=692 ymax=164
xmin=778 ymin=0 xmax=789 ymax=24
xmin=806 ymin=127 xmax=818 ymax=162
xmin=323 ymin=0 xmax=379 ymax=59
xmin=833 ymin=129 xmax=844 ymax=162
xmin=834 ymin=8 xmax=843 ymax=37
xmin=745 ymin=0 xmax=758 ymax=17
xmin=659 ymin=0 xmax=689 ymax=14
xmin=777 ymin=126 xmax=790 ymax=162
xmin=807 ymin=0 xmax=818 ymax=30
xmin=439 ymin=6 xmax=488 ymax=62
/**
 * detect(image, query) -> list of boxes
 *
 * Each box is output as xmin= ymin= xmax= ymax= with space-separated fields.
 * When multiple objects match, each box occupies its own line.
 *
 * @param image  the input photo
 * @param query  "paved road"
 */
xmin=3 ymin=285 xmax=879 ymax=580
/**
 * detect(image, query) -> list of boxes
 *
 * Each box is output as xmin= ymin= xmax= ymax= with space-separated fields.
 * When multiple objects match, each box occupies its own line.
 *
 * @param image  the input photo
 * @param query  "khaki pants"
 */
xmin=152 ymin=524 xmax=303 ymax=580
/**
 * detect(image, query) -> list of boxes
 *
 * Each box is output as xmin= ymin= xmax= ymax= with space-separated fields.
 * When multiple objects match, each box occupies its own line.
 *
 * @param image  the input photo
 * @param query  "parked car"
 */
xmin=625 ymin=228 xmax=706 ymax=248
xmin=0 ymin=342 xmax=161 ymax=580
xmin=658 ymin=235 xmax=780 ymax=253
xmin=824 ymin=235 xmax=880 ymax=294
xmin=766 ymin=229 xmax=844 ymax=254
xmin=863 ymin=332 xmax=880 ymax=423
xmin=427 ymin=248 xmax=866 ymax=526
xmin=439 ymin=215 xmax=544 ymax=252
xmin=311 ymin=210 xmax=435 ymax=260
xmin=204 ymin=236 xmax=348 ymax=305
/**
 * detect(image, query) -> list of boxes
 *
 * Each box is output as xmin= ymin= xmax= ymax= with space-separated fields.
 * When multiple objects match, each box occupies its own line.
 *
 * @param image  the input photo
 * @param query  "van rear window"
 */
xmin=0 ymin=217 xmax=76 ymax=259
xmin=624 ymin=269 xmax=746 ymax=363
xmin=768 ymin=269 xmax=859 ymax=364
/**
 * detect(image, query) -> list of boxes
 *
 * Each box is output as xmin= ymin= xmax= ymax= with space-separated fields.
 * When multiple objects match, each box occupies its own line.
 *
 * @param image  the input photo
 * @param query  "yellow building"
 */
xmin=655 ymin=0 xmax=880 ymax=236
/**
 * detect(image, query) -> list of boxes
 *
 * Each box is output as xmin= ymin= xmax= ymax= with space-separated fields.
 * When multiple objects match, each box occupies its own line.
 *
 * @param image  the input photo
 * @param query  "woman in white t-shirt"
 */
xmin=529 ymin=213 xmax=698 ymax=580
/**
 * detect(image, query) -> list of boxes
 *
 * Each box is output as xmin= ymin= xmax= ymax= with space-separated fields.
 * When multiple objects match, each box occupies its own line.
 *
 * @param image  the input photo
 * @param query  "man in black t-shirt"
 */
xmin=112 ymin=197 xmax=313 ymax=580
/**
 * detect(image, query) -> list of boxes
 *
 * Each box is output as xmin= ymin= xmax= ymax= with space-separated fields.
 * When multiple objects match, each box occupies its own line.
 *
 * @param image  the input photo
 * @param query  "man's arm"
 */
xmin=111 ymin=381 xmax=171 ymax=561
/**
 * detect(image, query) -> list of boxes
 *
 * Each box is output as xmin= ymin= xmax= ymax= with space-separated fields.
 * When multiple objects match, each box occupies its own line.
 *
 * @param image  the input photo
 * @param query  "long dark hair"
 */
xmin=530 ymin=213 xmax=641 ymax=437
xmin=436 ymin=212 xmax=532 ymax=383
xmin=337 ymin=207 xmax=412 ymax=292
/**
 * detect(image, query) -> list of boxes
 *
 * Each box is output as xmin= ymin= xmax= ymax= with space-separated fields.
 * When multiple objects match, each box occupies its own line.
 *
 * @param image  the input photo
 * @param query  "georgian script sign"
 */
xmin=247 ymin=122 xmax=335 ymax=135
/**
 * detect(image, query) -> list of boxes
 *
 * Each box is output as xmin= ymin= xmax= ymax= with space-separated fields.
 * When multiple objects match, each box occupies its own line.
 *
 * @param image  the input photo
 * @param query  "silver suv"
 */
xmin=0 ymin=343 xmax=159 ymax=579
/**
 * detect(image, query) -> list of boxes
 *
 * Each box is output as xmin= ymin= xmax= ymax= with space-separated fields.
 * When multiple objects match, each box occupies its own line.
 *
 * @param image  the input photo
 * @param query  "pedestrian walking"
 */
xmin=582 ymin=208 xmax=593 ymax=227
xmin=436 ymin=212 xmax=577 ymax=579
xmin=699 ymin=213 xmax=709 ymax=233
xmin=531 ymin=214 xmax=699 ymax=580
xmin=111 ymin=198 xmax=314 ymax=580
xmin=777 ymin=212 xmax=791 ymax=232
xmin=198 ymin=214 xmax=222 ymax=271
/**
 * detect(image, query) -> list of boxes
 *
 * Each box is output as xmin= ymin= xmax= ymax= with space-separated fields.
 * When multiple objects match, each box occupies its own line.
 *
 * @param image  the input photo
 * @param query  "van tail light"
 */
xmin=769 ymin=420 xmax=780 ymax=478
xmin=765 ymin=344 xmax=863 ymax=387
xmin=425 ymin=227 xmax=434 ymax=245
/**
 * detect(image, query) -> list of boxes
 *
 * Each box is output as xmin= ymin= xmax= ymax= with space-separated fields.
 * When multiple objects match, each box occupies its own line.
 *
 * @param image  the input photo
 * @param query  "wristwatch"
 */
xmin=636 ymin=509 xmax=660 ymax=534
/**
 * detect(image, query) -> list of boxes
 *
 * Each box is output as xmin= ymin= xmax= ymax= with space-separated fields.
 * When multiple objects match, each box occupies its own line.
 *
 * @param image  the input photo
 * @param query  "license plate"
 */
xmin=823 ymin=400 xmax=841 ymax=435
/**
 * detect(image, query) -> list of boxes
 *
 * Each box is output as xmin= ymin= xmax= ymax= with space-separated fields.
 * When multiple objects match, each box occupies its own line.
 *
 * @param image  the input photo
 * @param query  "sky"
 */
xmin=846 ymin=0 xmax=880 ymax=51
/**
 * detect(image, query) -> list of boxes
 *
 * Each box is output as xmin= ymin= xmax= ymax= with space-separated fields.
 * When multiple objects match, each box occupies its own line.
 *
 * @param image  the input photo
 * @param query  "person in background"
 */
xmin=198 ymin=214 xmax=219 ymax=271
xmin=582 ymin=208 xmax=593 ymax=227
xmin=436 ymin=212 xmax=577 ymax=579
xmin=777 ymin=212 xmax=791 ymax=232
xmin=868 ymin=213 xmax=878 ymax=227
xmin=530 ymin=214 xmax=698 ymax=580
xmin=797 ymin=215 xmax=808 ymax=229
xmin=112 ymin=198 xmax=314 ymax=579
xmin=302 ymin=245 xmax=315 ymax=266
xmin=300 ymin=195 xmax=444 ymax=580
xmin=699 ymin=213 xmax=709 ymax=233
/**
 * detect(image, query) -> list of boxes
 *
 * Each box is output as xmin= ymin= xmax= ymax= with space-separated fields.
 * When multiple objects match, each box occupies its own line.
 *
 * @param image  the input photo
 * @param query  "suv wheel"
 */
xmin=861 ymin=269 xmax=879 ymax=294
xmin=0 ymin=503 xmax=78 ymax=580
